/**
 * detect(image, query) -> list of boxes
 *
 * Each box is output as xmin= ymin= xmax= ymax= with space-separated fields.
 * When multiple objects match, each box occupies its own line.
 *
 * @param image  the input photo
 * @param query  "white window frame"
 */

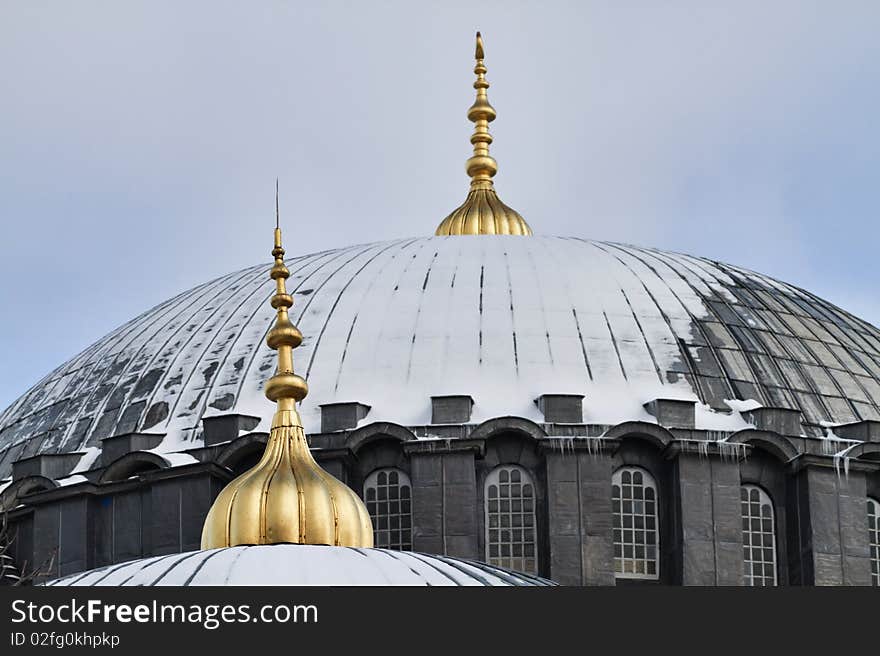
xmin=869 ymin=497 xmax=880 ymax=587
xmin=741 ymin=484 xmax=778 ymax=586
xmin=612 ymin=466 xmax=660 ymax=580
xmin=484 ymin=465 xmax=538 ymax=574
xmin=363 ymin=468 xmax=412 ymax=551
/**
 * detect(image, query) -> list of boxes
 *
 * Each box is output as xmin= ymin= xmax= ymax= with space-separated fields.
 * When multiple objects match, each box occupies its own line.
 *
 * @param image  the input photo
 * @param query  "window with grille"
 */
xmin=364 ymin=468 xmax=412 ymax=550
xmin=869 ymin=498 xmax=880 ymax=586
xmin=485 ymin=465 xmax=538 ymax=574
xmin=741 ymin=485 xmax=777 ymax=586
xmin=612 ymin=467 xmax=659 ymax=580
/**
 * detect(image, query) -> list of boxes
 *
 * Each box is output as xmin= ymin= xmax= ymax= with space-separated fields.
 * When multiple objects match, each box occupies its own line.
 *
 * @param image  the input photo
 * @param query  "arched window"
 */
xmin=741 ymin=485 xmax=777 ymax=586
xmin=485 ymin=465 xmax=537 ymax=574
xmin=612 ymin=467 xmax=659 ymax=580
xmin=869 ymin=498 xmax=880 ymax=587
xmin=364 ymin=468 xmax=412 ymax=551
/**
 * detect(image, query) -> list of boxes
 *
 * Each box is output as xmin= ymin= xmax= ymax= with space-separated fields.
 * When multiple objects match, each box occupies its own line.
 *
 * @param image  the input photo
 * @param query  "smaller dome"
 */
xmin=45 ymin=545 xmax=556 ymax=586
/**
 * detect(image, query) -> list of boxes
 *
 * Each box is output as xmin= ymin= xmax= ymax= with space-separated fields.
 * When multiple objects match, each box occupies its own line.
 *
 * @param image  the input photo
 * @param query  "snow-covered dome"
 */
xmin=2 ymin=235 xmax=880 ymax=475
xmin=45 ymin=544 xmax=554 ymax=586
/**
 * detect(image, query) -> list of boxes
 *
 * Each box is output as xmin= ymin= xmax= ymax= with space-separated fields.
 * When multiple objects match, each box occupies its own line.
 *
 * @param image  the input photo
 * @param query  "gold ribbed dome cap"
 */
xmin=435 ymin=32 xmax=533 ymax=236
xmin=201 ymin=184 xmax=373 ymax=549
xmin=436 ymin=187 xmax=531 ymax=236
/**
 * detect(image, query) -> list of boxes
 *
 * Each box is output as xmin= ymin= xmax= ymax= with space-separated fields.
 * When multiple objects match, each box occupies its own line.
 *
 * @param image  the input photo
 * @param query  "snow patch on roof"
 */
xmin=724 ymin=398 xmax=763 ymax=413
xmin=55 ymin=474 xmax=88 ymax=487
xmin=70 ymin=447 xmax=101 ymax=474
xmin=695 ymin=403 xmax=751 ymax=432
xmin=144 ymin=450 xmax=199 ymax=467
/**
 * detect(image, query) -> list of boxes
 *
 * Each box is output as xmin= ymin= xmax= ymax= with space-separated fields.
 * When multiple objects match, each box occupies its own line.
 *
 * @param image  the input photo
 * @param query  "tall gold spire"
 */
xmin=435 ymin=32 xmax=532 ymax=236
xmin=201 ymin=182 xmax=373 ymax=549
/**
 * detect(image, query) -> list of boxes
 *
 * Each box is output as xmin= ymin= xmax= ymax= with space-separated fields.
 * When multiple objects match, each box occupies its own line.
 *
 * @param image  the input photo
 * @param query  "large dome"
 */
xmin=2 ymin=235 xmax=880 ymax=476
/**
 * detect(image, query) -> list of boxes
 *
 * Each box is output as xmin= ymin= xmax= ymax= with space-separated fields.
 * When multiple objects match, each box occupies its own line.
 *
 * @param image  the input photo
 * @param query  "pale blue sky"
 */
xmin=1 ymin=1 xmax=878 ymax=411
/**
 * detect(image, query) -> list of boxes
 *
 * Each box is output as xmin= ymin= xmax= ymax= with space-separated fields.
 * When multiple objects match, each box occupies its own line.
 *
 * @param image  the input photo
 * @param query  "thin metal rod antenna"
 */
xmin=275 ymin=178 xmax=280 ymax=229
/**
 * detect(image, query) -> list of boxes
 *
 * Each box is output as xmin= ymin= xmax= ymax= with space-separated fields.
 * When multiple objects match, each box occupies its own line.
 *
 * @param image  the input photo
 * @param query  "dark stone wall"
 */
xmin=409 ymin=451 xmax=444 ymax=555
xmin=7 ymin=469 xmax=222 ymax=583
xmin=5 ymin=419 xmax=880 ymax=586
xmin=673 ymin=453 xmax=743 ymax=585
xmin=57 ymin=497 xmax=91 ymax=577
xmin=407 ymin=448 xmax=479 ymax=559
xmin=545 ymin=448 xmax=615 ymax=585
xmin=441 ymin=450 xmax=479 ymax=559
xmin=31 ymin=505 xmax=60 ymax=581
xmin=794 ymin=467 xmax=872 ymax=585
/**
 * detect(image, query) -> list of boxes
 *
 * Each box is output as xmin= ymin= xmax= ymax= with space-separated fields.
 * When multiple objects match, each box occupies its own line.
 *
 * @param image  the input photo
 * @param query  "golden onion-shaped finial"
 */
xmin=200 ymin=182 xmax=373 ymax=549
xmin=435 ymin=32 xmax=533 ymax=236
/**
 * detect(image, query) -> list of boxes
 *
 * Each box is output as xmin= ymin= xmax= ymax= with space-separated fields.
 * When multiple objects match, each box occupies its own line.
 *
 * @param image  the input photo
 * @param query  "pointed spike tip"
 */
xmin=475 ymin=31 xmax=484 ymax=59
xmin=275 ymin=178 xmax=280 ymax=230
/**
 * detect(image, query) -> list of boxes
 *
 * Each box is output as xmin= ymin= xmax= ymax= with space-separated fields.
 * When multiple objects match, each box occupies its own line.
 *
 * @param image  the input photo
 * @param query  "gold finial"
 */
xmin=201 ymin=184 xmax=374 ymax=549
xmin=435 ymin=31 xmax=533 ymax=236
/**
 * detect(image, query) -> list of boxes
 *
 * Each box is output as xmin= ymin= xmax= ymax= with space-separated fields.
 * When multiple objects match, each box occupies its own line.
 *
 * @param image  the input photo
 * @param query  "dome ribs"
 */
xmin=659 ymin=250 xmax=837 ymax=425
xmin=535 ymin=236 xmax=595 ymax=382
xmin=73 ymin=273 xmax=243 ymax=452
xmin=2 ymin=281 xmax=199 ymax=455
xmin=302 ymin=239 xmax=418 ymax=383
xmin=332 ymin=240 xmax=424 ymax=393
xmin=593 ymin=242 xmax=729 ymax=406
xmin=593 ymin=241 xmax=699 ymax=390
xmin=616 ymin=244 xmax=741 ymax=408
xmin=405 ymin=249 xmax=441 ymax=383
xmin=359 ymin=240 xmax=431 ymax=392
xmin=49 ymin=544 xmax=554 ymax=586
xmin=502 ymin=249 xmax=519 ymax=375
xmin=5 ymin=237 xmax=880 ymax=477
xmin=160 ymin=266 xmax=274 ymax=432
xmin=139 ymin=265 xmax=270 ymax=442
xmin=640 ymin=244 xmax=878 ymax=430
xmin=590 ymin=242 xmax=681 ymax=386
xmin=231 ymin=247 xmax=354 ymax=419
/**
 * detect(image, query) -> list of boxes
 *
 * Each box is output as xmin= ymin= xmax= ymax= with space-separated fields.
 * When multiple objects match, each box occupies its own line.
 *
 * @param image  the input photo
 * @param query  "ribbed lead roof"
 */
xmin=46 ymin=544 xmax=555 ymax=586
xmin=2 ymin=236 xmax=880 ymax=477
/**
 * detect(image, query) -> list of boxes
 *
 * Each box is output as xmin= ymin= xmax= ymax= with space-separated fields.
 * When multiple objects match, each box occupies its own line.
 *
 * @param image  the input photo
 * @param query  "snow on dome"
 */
xmin=45 ymin=544 xmax=554 ymax=586
xmin=2 ymin=235 xmax=880 ymax=476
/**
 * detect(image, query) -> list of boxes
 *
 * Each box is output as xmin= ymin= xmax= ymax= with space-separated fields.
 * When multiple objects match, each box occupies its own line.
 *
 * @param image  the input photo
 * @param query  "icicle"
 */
xmin=560 ymin=436 xmax=574 ymax=456
xmin=697 ymin=440 xmax=709 ymax=459
xmin=704 ymin=430 xmax=725 ymax=443
xmin=545 ymin=435 xmax=606 ymax=456
xmin=820 ymin=437 xmax=838 ymax=456
xmin=832 ymin=442 xmax=857 ymax=480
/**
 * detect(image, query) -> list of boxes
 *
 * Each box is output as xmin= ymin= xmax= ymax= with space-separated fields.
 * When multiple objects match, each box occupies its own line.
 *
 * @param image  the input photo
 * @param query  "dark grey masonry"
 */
xmin=2 ymin=410 xmax=879 ymax=586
